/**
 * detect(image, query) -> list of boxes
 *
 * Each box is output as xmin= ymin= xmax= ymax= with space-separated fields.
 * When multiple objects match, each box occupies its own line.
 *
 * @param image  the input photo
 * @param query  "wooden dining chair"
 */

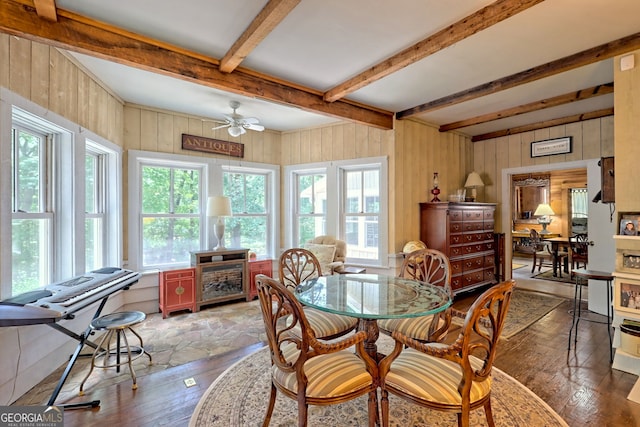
xmin=278 ymin=248 xmax=357 ymax=340
xmin=255 ymin=274 xmax=378 ymax=427
xmin=530 ymin=229 xmax=568 ymax=276
xmin=378 ymin=248 xmax=456 ymax=343
xmin=379 ymin=279 xmax=516 ymax=427
xmin=570 ymin=233 xmax=589 ymax=271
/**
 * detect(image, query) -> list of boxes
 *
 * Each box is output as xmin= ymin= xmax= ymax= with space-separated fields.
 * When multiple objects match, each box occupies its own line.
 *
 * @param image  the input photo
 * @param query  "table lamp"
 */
xmin=207 ymin=196 xmax=233 ymax=250
xmin=534 ymin=203 xmax=554 ymax=234
xmin=464 ymin=171 xmax=484 ymax=202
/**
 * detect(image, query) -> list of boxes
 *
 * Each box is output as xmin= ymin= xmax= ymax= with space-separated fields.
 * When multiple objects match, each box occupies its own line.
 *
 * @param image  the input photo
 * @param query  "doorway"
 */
xmin=501 ymin=159 xmax=616 ymax=310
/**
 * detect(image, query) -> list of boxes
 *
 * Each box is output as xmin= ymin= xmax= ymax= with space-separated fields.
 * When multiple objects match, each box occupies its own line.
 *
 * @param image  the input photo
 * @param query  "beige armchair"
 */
xmin=305 ymin=235 xmax=346 ymax=274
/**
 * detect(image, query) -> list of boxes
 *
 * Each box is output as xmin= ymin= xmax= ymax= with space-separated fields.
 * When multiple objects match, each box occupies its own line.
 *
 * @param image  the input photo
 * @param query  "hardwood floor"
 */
xmin=61 ymin=289 xmax=640 ymax=427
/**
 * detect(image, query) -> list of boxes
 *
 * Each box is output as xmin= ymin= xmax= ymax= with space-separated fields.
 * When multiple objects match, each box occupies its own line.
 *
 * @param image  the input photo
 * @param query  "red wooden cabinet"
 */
xmin=159 ymin=267 xmax=197 ymax=318
xmin=248 ymin=259 xmax=273 ymax=300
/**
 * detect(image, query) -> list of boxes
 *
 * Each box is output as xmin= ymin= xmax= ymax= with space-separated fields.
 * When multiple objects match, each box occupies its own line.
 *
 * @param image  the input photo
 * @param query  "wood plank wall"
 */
xmin=471 ymin=116 xmax=614 ymax=233
xmin=0 ymin=34 xmax=124 ymax=145
xmin=393 ymin=120 xmax=472 ymax=252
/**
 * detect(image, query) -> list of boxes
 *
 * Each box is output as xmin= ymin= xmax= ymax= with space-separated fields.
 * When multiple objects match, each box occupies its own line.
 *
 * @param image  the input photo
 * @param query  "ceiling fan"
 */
xmin=212 ymin=101 xmax=265 ymax=137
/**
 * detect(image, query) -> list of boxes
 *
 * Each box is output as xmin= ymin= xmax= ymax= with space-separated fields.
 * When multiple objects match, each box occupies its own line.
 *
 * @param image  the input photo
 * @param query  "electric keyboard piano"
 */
xmin=0 ymin=267 xmax=141 ymax=408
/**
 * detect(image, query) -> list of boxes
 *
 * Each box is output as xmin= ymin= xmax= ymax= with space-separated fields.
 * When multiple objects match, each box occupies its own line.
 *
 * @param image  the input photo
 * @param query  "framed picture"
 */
xmin=530 ymin=137 xmax=572 ymax=158
xmin=620 ymin=219 xmax=639 ymax=236
xmin=616 ymin=280 xmax=640 ymax=314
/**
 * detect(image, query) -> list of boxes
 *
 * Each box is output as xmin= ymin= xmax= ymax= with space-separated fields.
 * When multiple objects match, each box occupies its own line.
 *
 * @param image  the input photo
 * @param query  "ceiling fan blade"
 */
xmin=211 ymin=123 xmax=231 ymax=130
xmin=245 ymin=123 xmax=265 ymax=132
xmin=223 ymin=114 xmax=236 ymax=122
xmin=240 ymin=117 xmax=260 ymax=125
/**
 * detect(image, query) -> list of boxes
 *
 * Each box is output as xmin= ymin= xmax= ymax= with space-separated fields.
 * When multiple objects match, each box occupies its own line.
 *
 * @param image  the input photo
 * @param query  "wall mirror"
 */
xmin=512 ymin=174 xmax=550 ymax=222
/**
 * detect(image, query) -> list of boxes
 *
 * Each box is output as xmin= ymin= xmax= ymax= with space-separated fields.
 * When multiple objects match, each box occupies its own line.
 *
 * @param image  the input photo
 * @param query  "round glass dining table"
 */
xmin=295 ymin=273 xmax=451 ymax=360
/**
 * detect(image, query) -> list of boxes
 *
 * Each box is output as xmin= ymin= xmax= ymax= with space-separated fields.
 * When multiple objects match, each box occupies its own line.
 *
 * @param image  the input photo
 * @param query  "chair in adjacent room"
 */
xmin=570 ymin=233 xmax=589 ymax=271
xmin=378 ymin=248 xmax=455 ymax=343
xmin=255 ymin=274 xmax=378 ymax=427
xmin=378 ymin=279 xmax=516 ymax=427
xmin=530 ymin=229 xmax=568 ymax=276
xmin=278 ymin=248 xmax=358 ymax=340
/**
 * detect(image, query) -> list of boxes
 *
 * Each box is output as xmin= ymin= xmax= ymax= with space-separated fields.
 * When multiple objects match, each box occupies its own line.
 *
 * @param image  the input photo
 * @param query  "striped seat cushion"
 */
xmin=378 ymin=315 xmax=439 ymax=341
xmin=384 ymin=347 xmax=491 ymax=406
xmin=288 ymin=307 xmax=358 ymax=339
xmin=273 ymin=343 xmax=373 ymax=398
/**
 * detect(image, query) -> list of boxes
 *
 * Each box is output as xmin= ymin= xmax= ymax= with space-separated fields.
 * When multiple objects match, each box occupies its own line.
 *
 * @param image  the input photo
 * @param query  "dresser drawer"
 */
xmin=450 ymin=222 xmax=464 ymax=233
xmin=483 ymin=209 xmax=495 ymax=220
xmin=164 ymin=269 xmax=195 ymax=281
xmin=462 ymin=221 xmax=484 ymax=232
xmin=462 ymin=271 xmax=485 ymax=287
xmin=462 ymin=255 xmax=484 ymax=272
xmin=449 ymin=210 xmax=463 ymax=221
xmin=462 ymin=210 xmax=484 ymax=221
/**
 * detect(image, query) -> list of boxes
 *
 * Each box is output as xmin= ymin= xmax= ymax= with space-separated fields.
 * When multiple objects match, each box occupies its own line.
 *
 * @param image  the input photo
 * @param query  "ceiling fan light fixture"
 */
xmin=228 ymin=125 xmax=242 ymax=137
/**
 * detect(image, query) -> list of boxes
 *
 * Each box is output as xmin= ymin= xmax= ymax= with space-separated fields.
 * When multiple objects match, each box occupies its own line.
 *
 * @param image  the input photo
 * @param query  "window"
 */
xmin=286 ymin=157 xmax=388 ymax=267
xmin=342 ymin=167 xmax=381 ymax=262
xmin=294 ymin=172 xmax=327 ymax=246
xmin=1 ymin=91 xmax=123 ymax=299
xmin=85 ymin=147 xmax=106 ymax=271
xmin=140 ymin=164 xmax=201 ymax=268
xmin=224 ymin=170 xmax=271 ymax=256
xmin=128 ymin=150 xmax=279 ymax=271
xmin=11 ymin=124 xmax=52 ymax=294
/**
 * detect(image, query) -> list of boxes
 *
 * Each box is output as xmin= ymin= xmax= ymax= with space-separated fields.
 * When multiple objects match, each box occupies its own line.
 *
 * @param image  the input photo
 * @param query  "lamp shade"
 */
xmin=464 ymin=171 xmax=484 ymax=188
xmin=207 ymin=196 xmax=232 ymax=217
xmin=534 ymin=203 xmax=555 ymax=216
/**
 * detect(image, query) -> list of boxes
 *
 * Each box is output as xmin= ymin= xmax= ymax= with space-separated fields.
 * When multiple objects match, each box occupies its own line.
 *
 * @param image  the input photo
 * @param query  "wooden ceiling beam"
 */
xmin=323 ymin=0 xmax=544 ymax=103
xmin=0 ymin=0 xmax=393 ymax=129
xmin=439 ymin=82 xmax=614 ymax=132
xmin=219 ymin=0 xmax=300 ymax=73
xmin=32 ymin=0 xmax=56 ymax=22
xmin=471 ymin=107 xmax=614 ymax=142
xmin=398 ymin=33 xmax=640 ymax=119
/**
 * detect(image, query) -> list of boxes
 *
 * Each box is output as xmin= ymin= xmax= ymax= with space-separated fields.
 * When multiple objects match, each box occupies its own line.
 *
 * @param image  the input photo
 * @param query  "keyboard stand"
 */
xmin=46 ymin=295 xmax=109 ymax=409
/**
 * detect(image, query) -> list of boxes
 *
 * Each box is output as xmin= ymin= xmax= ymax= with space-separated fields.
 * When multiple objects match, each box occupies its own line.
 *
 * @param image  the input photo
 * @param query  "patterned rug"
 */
xmin=189 ymin=336 xmax=569 ymax=427
xmin=496 ymin=289 xmax=565 ymax=339
xmin=533 ymin=269 xmax=575 ymax=284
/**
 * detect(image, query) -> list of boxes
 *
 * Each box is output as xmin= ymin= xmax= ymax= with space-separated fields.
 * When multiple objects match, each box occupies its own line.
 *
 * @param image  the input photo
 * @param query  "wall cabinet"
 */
xmin=248 ymin=259 xmax=273 ymax=300
xmin=191 ymin=249 xmax=249 ymax=309
xmin=159 ymin=267 xmax=196 ymax=318
xmin=419 ymin=202 xmax=498 ymax=294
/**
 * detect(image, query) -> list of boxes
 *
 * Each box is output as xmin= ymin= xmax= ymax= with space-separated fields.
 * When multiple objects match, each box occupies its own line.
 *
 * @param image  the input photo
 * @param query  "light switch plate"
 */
xmin=621 ymin=54 xmax=635 ymax=71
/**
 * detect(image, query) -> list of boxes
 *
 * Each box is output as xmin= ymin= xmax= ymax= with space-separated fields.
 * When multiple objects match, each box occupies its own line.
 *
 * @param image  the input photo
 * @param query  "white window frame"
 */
xmin=128 ymin=150 xmax=279 ymax=271
xmin=0 ymin=89 xmax=123 ymax=299
xmin=223 ymin=167 xmax=275 ymax=257
xmin=284 ymin=157 xmax=388 ymax=267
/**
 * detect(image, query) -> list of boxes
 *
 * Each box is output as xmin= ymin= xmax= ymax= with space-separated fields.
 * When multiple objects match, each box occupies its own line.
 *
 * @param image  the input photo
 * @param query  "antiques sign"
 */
xmin=181 ymin=134 xmax=244 ymax=158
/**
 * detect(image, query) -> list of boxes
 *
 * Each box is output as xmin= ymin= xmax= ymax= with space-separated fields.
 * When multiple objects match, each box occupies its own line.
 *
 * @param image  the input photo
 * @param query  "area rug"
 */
xmin=189 ymin=338 xmax=569 ymax=427
xmin=497 ymin=289 xmax=566 ymax=338
xmin=512 ymin=262 xmax=526 ymax=270
xmin=533 ymin=269 xmax=575 ymax=284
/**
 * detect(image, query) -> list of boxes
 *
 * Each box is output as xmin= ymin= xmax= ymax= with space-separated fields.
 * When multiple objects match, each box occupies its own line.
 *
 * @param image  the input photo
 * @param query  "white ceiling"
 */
xmin=50 ymin=0 xmax=640 ymax=136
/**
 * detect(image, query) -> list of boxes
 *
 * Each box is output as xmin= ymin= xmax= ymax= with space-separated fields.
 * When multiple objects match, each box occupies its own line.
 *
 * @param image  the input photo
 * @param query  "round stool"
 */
xmin=79 ymin=311 xmax=152 ymax=395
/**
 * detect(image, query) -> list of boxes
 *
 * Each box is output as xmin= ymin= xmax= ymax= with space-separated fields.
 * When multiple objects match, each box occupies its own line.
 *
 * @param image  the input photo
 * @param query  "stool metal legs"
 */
xmin=79 ymin=326 xmax=152 ymax=395
xmin=567 ymin=275 xmax=613 ymax=363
